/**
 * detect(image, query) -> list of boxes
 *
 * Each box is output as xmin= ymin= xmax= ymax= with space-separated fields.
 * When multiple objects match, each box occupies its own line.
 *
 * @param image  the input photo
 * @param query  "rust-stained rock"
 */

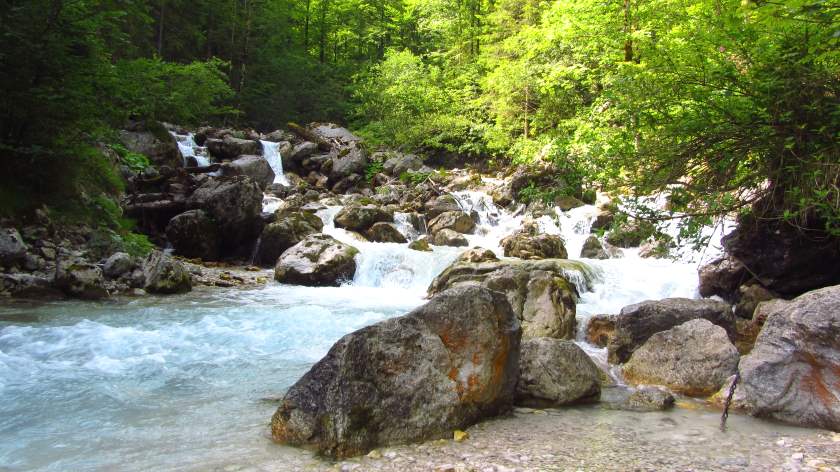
xmin=270 ymin=285 xmax=521 ymax=458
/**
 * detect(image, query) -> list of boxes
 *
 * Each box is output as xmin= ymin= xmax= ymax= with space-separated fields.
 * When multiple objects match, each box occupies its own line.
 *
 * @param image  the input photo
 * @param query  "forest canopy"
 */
xmin=1 ymin=0 xmax=838 ymax=235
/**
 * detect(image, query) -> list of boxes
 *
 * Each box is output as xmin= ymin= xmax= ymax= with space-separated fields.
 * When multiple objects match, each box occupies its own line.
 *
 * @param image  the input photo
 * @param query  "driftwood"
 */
xmin=287 ymin=122 xmax=332 ymax=152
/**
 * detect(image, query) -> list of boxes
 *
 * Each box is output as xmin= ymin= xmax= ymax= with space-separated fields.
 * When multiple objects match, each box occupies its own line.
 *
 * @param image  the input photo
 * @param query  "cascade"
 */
xmin=260 ymin=140 xmax=290 ymax=186
xmin=171 ymin=132 xmax=211 ymax=167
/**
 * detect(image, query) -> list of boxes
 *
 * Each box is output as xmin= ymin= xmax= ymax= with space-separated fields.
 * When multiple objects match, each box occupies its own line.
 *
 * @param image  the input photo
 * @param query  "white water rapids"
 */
xmin=1 ymin=187 xmax=739 ymax=471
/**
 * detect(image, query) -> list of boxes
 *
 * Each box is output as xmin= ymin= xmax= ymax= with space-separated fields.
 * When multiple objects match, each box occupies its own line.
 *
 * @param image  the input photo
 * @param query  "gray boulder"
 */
xmin=206 ymin=136 xmax=261 ymax=160
xmin=334 ymin=205 xmax=393 ymax=232
xmin=580 ymin=235 xmax=609 ymax=259
xmin=329 ymin=143 xmax=368 ymax=184
xmin=274 ymin=234 xmax=359 ymax=286
xmin=143 ymin=251 xmax=192 ymax=294
xmin=365 ymin=222 xmax=407 ymax=243
xmin=271 ymin=285 xmax=521 ymax=458
xmin=457 ymin=248 xmax=498 ymax=264
xmin=119 ymin=129 xmax=180 ymax=167
xmin=290 ymin=142 xmax=318 ymax=162
xmin=103 ymin=252 xmax=136 ymax=279
xmin=166 ymin=210 xmax=221 ymax=261
xmin=309 ymin=123 xmax=363 ymax=146
xmin=0 ymin=274 xmax=63 ymax=299
xmin=186 ymin=176 xmax=263 ymax=257
xmin=623 ymin=319 xmax=739 ymax=397
xmin=383 ymin=153 xmax=423 ymax=176
xmin=428 ymin=211 xmax=475 ymax=236
xmin=429 ymin=259 xmax=581 ymax=340
xmin=516 ymin=338 xmax=601 ymax=407
xmin=431 ymin=229 xmax=469 ymax=247
xmin=501 ymin=233 xmax=568 ymax=260
xmin=737 ymin=285 xmax=840 ymax=431
xmin=55 ymin=263 xmax=109 ymax=300
xmin=222 ymin=155 xmax=275 ymax=190
xmin=620 ymin=386 xmax=675 ymax=412
xmin=697 ymin=255 xmax=749 ymax=302
xmin=424 ymin=195 xmax=463 ymax=219
xmin=255 ymin=211 xmax=324 ymax=266
xmin=0 ymin=228 xmax=27 ymax=267
xmin=608 ymin=298 xmax=735 ymax=364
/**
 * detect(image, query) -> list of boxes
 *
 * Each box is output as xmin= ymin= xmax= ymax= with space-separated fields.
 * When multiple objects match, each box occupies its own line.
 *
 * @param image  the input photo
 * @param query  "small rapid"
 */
xmin=171 ymin=132 xmax=211 ymax=167
xmin=260 ymin=140 xmax=290 ymax=186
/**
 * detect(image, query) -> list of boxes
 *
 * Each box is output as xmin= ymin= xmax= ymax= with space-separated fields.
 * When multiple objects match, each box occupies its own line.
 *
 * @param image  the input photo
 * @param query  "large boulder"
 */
xmin=143 ymin=251 xmax=192 ymax=294
xmin=186 ymin=176 xmax=263 ymax=257
xmin=608 ymin=298 xmax=735 ymax=364
xmin=501 ymin=233 xmax=568 ymax=260
xmin=429 ymin=259 xmax=580 ymax=340
xmin=431 ymin=229 xmax=469 ymax=247
xmin=516 ymin=338 xmax=601 ymax=407
xmin=309 ymin=123 xmax=363 ymax=146
xmin=271 ymin=285 xmax=521 ymax=458
xmin=734 ymin=283 xmax=778 ymax=319
xmin=165 ymin=210 xmax=221 ymax=261
xmin=0 ymin=274 xmax=63 ymax=299
xmin=0 ymin=228 xmax=27 ymax=267
xmin=365 ymin=222 xmax=407 ymax=243
xmin=580 ymin=235 xmax=609 ymax=259
xmin=274 ymin=234 xmax=359 ymax=286
xmin=457 ymin=248 xmax=498 ymax=264
xmin=329 ymin=143 xmax=368 ymax=184
xmin=103 ymin=252 xmax=137 ymax=279
xmin=383 ymin=153 xmax=423 ymax=176
xmin=205 ymin=136 xmax=261 ymax=160
xmin=623 ymin=319 xmax=739 ymax=397
xmin=697 ymin=255 xmax=749 ymax=302
xmin=428 ymin=211 xmax=475 ymax=236
xmin=424 ymin=195 xmax=463 ymax=219
xmin=55 ymin=263 xmax=109 ymax=300
xmin=334 ymin=205 xmax=393 ymax=232
xmin=736 ymin=285 xmax=840 ymax=431
xmin=585 ymin=314 xmax=617 ymax=348
xmin=119 ymin=127 xmax=180 ymax=168
xmin=255 ymin=211 xmax=324 ymax=266
xmin=722 ymin=211 xmax=840 ymax=297
xmin=221 ymin=155 xmax=275 ymax=190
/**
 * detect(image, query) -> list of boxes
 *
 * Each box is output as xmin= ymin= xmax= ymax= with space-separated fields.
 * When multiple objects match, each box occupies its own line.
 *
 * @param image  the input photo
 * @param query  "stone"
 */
xmin=697 ymin=255 xmax=749 ymax=302
xmin=737 ymin=285 xmax=840 ymax=431
xmin=290 ymin=142 xmax=318 ymax=162
xmin=334 ymin=205 xmax=394 ymax=232
xmin=383 ymin=153 xmax=424 ymax=176
xmin=623 ymin=319 xmax=739 ymax=397
xmin=428 ymin=211 xmax=475 ymax=235
xmin=274 ymin=234 xmax=359 ymax=286
xmin=516 ymin=338 xmax=601 ymax=407
xmin=205 ymin=136 xmax=262 ymax=160
xmin=309 ymin=123 xmax=363 ymax=146
xmin=429 ymin=259 xmax=581 ymax=340
xmin=119 ymin=127 xmax=180 ymax=168
xmin=554 ymin=196 xmax=585 ymax=211
xmin=365 ymin=222 xmax=408 ymax=243
xmin=408 ymin=238 xmax=432 ymax=252
xmin=734 ymin=283 xmax=778 ymax=319
xmin=622 ymin=386 xmax=675 ymax=412
xmin=0 ymin=228 xmax=27 ymax=267
xmin=589 ymin=211 xmax=614 ymax=232
xmin=579 ymin=235 xmax=609 ymax=260
xmin=605 ymin=220 xmax=657 ymax=248
xmin=55 ymin=263 xmax=109 ymax=300
xmin=424 ymin=195 xmax=463 ymax=220
xmin=143 ymin=251 xmax=192 ymax=294
xmin=585 ymin=314 xmax=617 ymax=348
xmin=186 ymin=176 xmax=263 ymax=257
xmin=255 ymin=211 xmax=324 ymax=266
xmin=431 ymin=229 xmax=469 ymax=247
xmin=457 ymin=248 xmax=498 ymax=264
xmin=103 ymin=252 xmax=136 ymax=279
xmin=638 ymin=237 xmax=673 ymax=259
xmin=222 ymin=155 xmax=275 ymax=190
xmin=0 ymin=274 xmax=64 ymax=299
xmin=165 ymin=210 xmax=221 ymax=261
xmin=501 ymin=233 xmax=568 ymax=260
xmin=270 ymin=285 xmax=521 ymax=458
xmin=608 ymin=297 xmax=735 ymax=364
xmin=329 ymin=143 xmax=368 ymax=184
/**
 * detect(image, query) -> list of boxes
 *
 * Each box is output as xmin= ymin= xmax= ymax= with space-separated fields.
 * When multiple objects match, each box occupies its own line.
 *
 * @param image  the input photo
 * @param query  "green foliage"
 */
xmin=365 ymin=161 xmax=385 ymax=182
xmin=112 ymin=144 xmax=152 ymax=173
xmin=399 ymin=171 xmax=432 ymax=186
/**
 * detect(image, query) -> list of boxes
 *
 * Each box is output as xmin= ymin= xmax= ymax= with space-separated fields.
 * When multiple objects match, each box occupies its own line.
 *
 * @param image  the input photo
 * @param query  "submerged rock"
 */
xmin=737 ymin=285 xmax=840 ymax=431
xmin=270 ymin=285 xmax=521 ymax=458
xmin=256 ymin=211 xmax=324 ymax=266
xmin=501 ymin=233 xmax=568 ymax=260
xmin=607 ymin=298 xmax=735 ymax=364
xmin=274 ymin=234 xmax=359 ymax=286
xmin=166 ymin=209 xmax=221 ymax=261
xmin=408 ymin=237 xmax=432 ymax=252
xmin=429 ymin=259 xmax=583 ymax=339
xmin=55 ymin=262 xmax=109 ymax=300
xmin=623 ymin=319 xmax=739 ymax=397
xmin=516 ymin=338 xmax=601 ymax=407
xmin=143 ymin=251 xmax=192 ymax=294
xmin=622 ymin=386 xmax=675 ymax=412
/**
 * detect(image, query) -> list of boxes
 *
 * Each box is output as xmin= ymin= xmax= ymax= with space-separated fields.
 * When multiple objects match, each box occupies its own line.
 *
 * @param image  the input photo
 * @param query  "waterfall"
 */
xmin=260 ymin=140 xmax=290 ymax=186
xmin=171 ymin=132 xmax=211 ymax=167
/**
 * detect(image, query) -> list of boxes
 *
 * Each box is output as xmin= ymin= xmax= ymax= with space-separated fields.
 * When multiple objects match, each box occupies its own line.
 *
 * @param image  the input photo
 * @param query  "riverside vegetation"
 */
xmin=1 ymin=1 xmax=839 ymax=471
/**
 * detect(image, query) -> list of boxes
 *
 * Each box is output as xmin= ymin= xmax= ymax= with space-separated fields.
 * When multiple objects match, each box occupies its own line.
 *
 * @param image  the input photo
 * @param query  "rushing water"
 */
xmin=260 ymin=140 xmax=290 ymax=186
xmin=0 ymin=189 xmax=757 ymax=471
xmin=171 ymin=132 xmax=211 ymax=167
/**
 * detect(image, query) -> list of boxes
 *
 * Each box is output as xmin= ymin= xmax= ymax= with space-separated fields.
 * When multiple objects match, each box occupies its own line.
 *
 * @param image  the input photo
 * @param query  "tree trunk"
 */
xmin=157 ymin=0 xmax=165 ymax=57
xmin=623 ymin=0 xmax=633 ymax=62
xmin=319 ymin=0 xmax=329 ymax=63
xmin=304 ymin=0 xmax=311 ymax=52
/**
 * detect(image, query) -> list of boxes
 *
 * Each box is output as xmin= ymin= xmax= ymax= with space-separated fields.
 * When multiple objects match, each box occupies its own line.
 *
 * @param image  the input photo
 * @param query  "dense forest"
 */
xmin=2 ymin=0 xmax=838 ymax=238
